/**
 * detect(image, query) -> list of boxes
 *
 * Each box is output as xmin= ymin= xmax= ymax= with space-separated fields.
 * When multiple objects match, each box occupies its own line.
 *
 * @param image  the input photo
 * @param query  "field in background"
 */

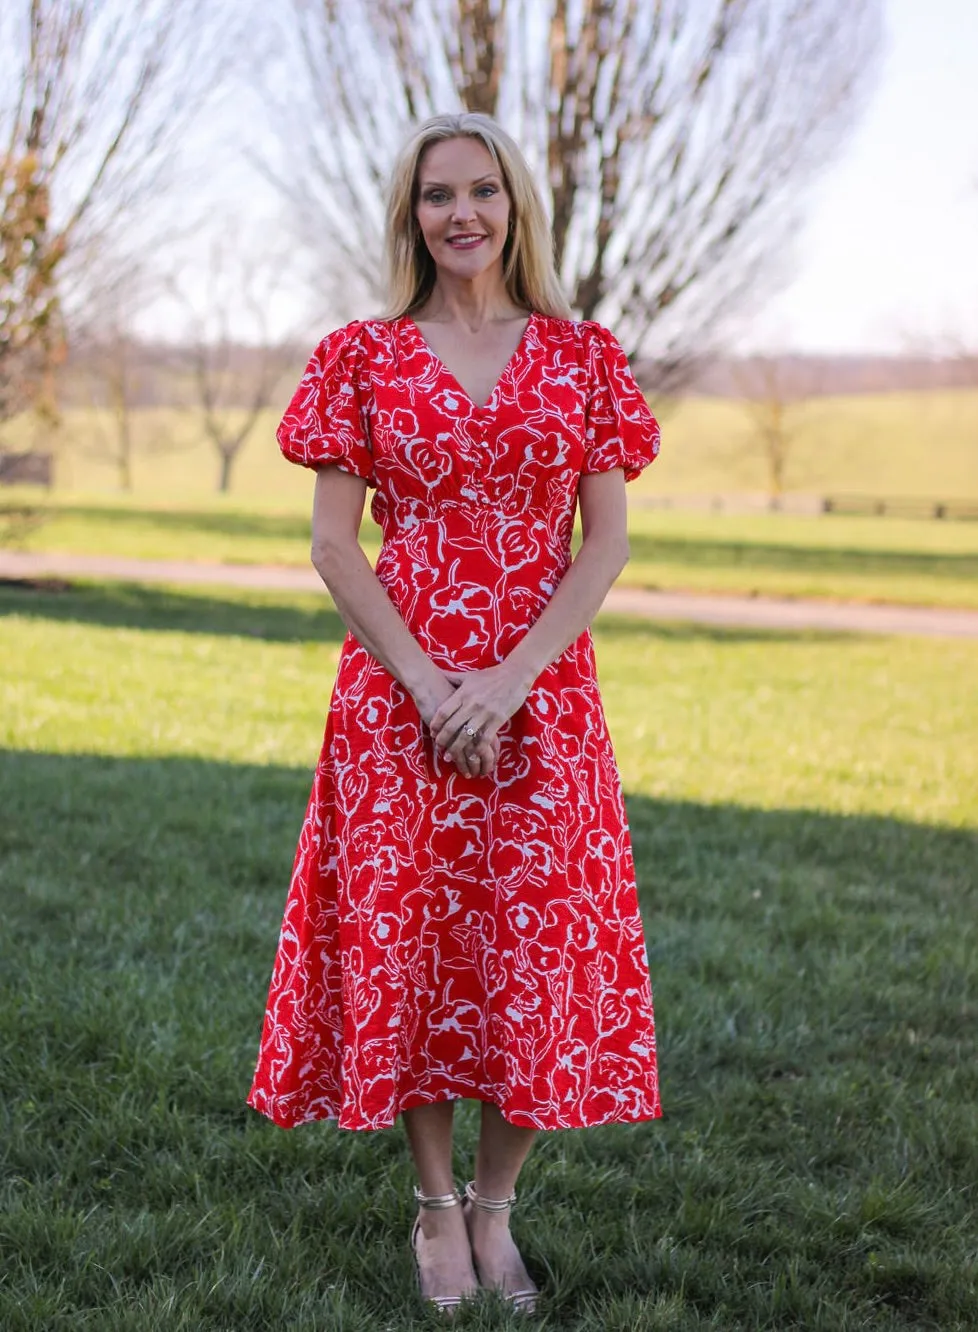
xmin=646 ymin=388 xmax=978 ymax=501
xmin=3 ymin=387 xmax=977 ymax=503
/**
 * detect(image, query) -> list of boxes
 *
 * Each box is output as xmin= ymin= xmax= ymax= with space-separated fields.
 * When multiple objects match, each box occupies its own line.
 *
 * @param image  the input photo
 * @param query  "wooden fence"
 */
xmin=634 ymin=493 xmax=978 ymax=520
xmin=821 ymin=495 xmax=978 ymax=520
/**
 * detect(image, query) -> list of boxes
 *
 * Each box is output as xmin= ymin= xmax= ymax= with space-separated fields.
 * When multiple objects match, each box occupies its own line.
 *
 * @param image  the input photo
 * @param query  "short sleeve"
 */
xmin=581 ymin=322 xmax=660 ymax=481
xmin=276 ymin=321 xmax=375 ymax=484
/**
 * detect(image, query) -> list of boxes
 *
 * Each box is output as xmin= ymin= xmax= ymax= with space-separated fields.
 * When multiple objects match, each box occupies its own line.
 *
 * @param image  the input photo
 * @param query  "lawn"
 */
xmin=1 ymin=578 xmax=976 ymax=1329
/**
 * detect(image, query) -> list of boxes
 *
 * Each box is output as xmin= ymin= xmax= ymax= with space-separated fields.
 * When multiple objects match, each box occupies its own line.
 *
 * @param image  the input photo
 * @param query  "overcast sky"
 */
xmin=752 ymin=0 xmax=978 ymax=352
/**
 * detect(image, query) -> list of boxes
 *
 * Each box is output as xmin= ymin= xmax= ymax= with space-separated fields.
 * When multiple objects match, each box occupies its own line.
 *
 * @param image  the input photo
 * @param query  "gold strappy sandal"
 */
xmin=463 ymin=1180 xmax=540 ymax=1315
xmin=411 ymin=1185 xmax=473 ymax=1316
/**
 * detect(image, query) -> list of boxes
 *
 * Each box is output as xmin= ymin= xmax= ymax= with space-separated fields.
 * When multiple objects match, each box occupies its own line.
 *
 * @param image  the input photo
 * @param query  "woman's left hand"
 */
xmin=429 ymin=663 xmax=533 ymax=769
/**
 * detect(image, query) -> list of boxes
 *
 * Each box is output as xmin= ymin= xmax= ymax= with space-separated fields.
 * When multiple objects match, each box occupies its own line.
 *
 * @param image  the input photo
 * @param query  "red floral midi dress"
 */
xmin=247 ymin=312 xmax=662 ymax=1131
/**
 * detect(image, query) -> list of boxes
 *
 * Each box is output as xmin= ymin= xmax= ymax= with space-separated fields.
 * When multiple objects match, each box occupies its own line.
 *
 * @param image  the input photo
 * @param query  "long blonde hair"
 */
xmin=382 ymin=113 xmax=573 ymax=320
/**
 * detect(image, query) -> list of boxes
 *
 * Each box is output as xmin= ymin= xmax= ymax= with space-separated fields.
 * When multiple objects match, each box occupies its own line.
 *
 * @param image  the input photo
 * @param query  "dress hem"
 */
xmin=246 ymin=1088 xmax=662 ymax=1133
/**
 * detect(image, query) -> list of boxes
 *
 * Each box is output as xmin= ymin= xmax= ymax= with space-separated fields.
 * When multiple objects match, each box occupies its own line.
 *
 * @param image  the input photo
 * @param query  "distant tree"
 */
xmin=944 ymin=340 xmax=978 ymax=395
xmin=264 ymin=0 xmax=882 ymax=386
xmin=80 ymin=327 xmax=149 ymax=493
xmin=733 ymin=355 xmax=829 ymax=500
xmin=0 ymin=0 xmax=231 ymax=431
xmin=168 ymin=234 xmax=301 ymax=494
xmin=72 ymin=264 xmax=178 ymax=491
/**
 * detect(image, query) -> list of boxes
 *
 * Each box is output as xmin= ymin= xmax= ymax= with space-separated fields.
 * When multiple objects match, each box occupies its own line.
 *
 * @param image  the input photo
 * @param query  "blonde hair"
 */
xmin=382 ymin=112 xmax=573 ymax=321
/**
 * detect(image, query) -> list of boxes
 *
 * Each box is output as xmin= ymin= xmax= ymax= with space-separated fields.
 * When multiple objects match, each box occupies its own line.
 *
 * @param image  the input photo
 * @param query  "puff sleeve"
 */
xmin=581 ymin=322 xmax=660 ymax=481
xmin=276 ymin=321 xmax=375 ymax=484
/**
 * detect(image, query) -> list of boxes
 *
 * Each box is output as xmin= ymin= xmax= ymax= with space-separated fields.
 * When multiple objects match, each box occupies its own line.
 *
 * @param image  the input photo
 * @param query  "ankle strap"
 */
xmin=464 ymin=1180 xmax=517 ymax=1211
xmin=413 ymin=1185 xmax=461 ymax=1210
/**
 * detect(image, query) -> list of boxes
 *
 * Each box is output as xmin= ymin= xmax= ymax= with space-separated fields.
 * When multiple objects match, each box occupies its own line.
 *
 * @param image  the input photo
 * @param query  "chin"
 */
xmin=439 ymin=247 xmax=503 ymax=277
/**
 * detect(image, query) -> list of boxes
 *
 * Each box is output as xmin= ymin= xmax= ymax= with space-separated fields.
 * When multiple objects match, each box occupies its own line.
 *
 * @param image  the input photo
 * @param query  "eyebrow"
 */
xmin=419 ymin=173 xmax=501 ymax=187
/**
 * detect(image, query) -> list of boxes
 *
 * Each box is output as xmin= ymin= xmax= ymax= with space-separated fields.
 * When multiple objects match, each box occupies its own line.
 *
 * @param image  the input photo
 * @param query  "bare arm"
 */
xmin=429 ymin=468 xmax=629 ymax=758
xmin=506 ymin=467 xmax=629 ymax=682
xmin=309 ymin=467 xmax=497 ymax=774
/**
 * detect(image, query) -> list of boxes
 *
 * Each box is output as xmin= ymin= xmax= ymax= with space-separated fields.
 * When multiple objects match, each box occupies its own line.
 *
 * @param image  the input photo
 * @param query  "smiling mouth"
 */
xmin=446 ymin=235 xmax=487 ymax=248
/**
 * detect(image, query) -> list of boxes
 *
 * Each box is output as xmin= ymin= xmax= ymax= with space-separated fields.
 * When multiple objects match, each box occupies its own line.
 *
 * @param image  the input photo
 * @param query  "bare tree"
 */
xmin=935 ymin=335 xmax=978 ymax=396
xmin=69 ymin=264 xmax=178 ymax=491
xmin=732 ymin=355 xmax=831 ymax=500
xmin=79 ymin=326 xmax=147 ymax=493
xmin=262 ymin=0 xmax=881 ymax=384
xmin=0 ymin=0 xmax=233 ymax=429
xmin=168 ymin=234 xmax=302 ymax=494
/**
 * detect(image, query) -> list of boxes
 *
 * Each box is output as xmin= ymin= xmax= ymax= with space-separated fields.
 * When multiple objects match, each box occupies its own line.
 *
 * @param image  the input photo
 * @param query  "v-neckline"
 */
xmin=404 ymin=312 xmax=535 ymax=414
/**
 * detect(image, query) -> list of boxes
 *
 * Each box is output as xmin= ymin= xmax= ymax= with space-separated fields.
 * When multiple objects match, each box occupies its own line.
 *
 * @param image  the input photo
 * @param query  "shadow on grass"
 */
xmin=0 ymin=576 xmax=849 ymax=645
xmin=2 ymin=746 xmax=974 ymax=1053
xmin=40 ymin=506 xmax=978 ymax=584
xmin=2 ymin=748 xmax=976 ymax=1328
xmin=0 ymin=578 xmax=350 ymax=644
xmin=628 ymin=530 xmax=978 ymax=583
xmin=40 ymin=503 xmax=313 ymax=542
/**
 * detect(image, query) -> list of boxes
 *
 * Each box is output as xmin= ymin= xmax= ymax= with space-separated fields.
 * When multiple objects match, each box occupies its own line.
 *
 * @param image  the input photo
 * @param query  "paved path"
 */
xmin=2 ymin=549 xmax=977 ymax=639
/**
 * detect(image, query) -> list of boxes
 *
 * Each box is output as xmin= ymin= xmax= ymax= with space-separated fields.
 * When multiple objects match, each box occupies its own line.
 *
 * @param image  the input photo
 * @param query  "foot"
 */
xmin=463 ymin=1195 xmax=538 ymax=1308
xmin=413 ymin=1203 xmax=480 ymax=1310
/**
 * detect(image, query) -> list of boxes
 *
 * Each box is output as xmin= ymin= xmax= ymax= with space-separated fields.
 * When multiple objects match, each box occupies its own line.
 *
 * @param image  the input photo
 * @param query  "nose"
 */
xmin=451 ymin=193 xmax=477 ymax=224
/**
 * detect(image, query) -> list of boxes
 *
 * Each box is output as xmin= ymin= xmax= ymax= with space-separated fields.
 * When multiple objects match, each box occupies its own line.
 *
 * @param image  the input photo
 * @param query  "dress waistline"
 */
xmin=377 ymin=496 xmax=562 ymax=528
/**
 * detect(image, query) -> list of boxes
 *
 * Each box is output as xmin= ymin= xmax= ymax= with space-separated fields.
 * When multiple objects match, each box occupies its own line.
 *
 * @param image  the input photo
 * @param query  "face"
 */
xmin=414 ymin=136 xmax=512 ymax=281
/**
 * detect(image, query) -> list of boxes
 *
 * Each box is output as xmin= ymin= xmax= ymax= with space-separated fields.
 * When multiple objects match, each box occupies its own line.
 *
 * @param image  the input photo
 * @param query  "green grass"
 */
xmin=623 ymin=509 xmax=978 ymax=608
xmin=1 ymin=578 xmax=976 ymax=1329
xmin=6 ymin=493 xmax=978 ymax=608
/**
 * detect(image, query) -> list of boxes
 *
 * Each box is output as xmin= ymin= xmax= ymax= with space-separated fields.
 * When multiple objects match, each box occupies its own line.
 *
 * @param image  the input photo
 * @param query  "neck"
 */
xmin=418 ymin=270 xmax=523 ymax=330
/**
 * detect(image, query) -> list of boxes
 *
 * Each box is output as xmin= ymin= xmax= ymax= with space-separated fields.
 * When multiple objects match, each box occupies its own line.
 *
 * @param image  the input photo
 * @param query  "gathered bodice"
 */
xmin=277 ymin=312 xmax=660 ymax=668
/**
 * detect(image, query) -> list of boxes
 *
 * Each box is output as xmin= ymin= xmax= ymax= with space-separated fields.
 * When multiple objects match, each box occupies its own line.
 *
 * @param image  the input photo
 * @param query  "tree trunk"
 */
xmin=218 ymin=449 xmax=234 ymax=494
xmin=267 ymin=0 xmax=882 ymax=387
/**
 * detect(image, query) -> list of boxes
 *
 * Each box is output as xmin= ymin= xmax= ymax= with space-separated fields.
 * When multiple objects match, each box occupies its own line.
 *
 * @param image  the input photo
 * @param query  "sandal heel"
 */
xmin=411 ymin=1185 xmax=469 ymax=1315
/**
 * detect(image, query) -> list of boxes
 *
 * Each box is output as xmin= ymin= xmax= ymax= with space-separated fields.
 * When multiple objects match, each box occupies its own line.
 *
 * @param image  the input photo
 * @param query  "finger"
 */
xmin=445 ymin=734 xmax=470 ymax=769
xmin=453 ymin=744 xmax=479 ymax=777
xmin=446 ymin=721 xmax=482 ymax=768
xmin=430 ymin=693 xmax=467 ymax=741
xmin=437 ymin=711 xmax=482 ymax=754
xmin=466 ymin=742 xmax=494 ymax=778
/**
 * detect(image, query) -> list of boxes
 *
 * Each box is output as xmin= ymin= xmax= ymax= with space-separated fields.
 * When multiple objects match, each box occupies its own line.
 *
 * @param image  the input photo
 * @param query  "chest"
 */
xmin=412 ymin=317 xmax=529 ymax=412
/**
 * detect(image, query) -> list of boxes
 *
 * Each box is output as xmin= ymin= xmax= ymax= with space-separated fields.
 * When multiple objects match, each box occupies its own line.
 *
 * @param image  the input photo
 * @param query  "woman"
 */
xmin=248 ymin=112 xmax=662 ymax=1315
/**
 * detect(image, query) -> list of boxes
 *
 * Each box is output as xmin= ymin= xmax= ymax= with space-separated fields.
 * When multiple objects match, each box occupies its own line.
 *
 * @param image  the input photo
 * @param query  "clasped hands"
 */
xmin=421 ymin=662 xmax=531 ymax=778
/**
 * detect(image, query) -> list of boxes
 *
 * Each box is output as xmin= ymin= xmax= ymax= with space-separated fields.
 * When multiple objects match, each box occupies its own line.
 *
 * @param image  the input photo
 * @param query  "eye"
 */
xmin=476 ymin=185 xmax=498 ymax=198
xmin=422 ymin=189 xmax=449 ymax=204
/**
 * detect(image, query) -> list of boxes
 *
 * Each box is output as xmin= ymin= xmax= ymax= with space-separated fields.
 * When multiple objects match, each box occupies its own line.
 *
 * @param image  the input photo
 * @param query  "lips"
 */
xmin=446 ymin=234 xmax=487 ymax=248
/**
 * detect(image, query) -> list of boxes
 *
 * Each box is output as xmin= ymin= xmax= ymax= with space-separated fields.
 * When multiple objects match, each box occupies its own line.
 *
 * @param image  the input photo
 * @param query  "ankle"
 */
xmin=420 ymin=1206 xmax=466 ymax=1237
xmin=415 ymin=1185 xmax=464 ymax=1239
xmin=466 ymin=1180 xmax=517 ymax=1212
